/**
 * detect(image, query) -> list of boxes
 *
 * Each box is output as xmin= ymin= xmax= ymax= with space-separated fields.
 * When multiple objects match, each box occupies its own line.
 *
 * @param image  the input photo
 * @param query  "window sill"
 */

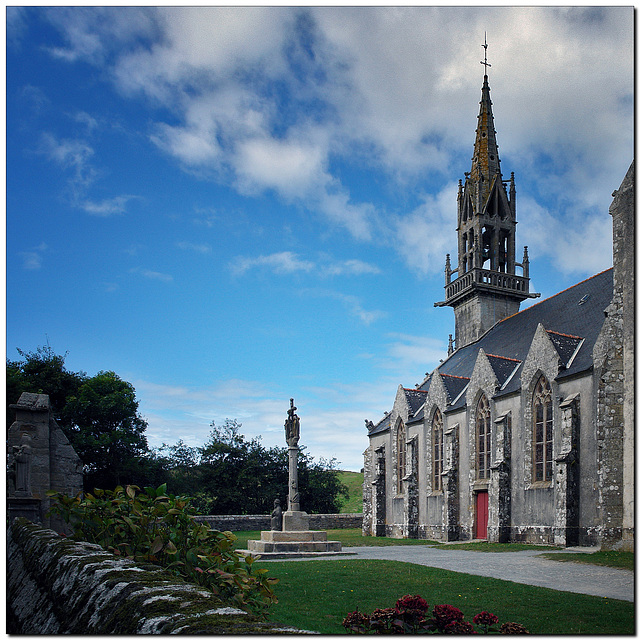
xmin=473 ymin=480 xmax=490 ymax=491
xmin=528 ymin=481 xmax=552 ymax=490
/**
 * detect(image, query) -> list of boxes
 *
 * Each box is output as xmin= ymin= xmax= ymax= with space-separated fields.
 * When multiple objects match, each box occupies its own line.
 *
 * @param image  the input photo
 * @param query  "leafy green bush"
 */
xmin=47 ymin=484 xmax=278 ymax=617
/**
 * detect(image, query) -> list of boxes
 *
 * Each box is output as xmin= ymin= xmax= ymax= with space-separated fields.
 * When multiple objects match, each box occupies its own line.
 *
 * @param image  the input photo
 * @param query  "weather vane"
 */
xmin=481 ymin=32 xmax=491 ymax=76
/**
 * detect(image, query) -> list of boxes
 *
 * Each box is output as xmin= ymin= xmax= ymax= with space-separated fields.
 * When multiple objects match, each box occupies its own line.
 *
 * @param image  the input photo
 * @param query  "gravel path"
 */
xmin=260 ymin=546 xmax=634 ymax=602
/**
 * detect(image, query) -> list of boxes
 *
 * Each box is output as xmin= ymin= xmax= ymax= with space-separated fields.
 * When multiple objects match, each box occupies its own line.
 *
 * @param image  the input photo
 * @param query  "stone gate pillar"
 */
xmin=7 ymin=393 xmax=83 ymax=532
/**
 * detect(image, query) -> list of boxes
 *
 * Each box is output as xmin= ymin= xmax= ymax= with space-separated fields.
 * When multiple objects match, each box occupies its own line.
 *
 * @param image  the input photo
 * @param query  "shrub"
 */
xmin=47 ymin=484 xmax=277 ymax=617
xmin=343 ymin=595 xmax=529 ymax=634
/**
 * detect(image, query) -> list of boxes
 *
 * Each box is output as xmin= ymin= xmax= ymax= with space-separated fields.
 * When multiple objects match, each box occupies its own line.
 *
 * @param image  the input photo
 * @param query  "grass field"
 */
xmin=336 ymin=471 xmax=363 ymax=513
xmin=233 ymin=529 xmax=561 ymax=551
xmin=540 ymin=550 xmax=634 ymax=570
xmin=261 ymin=559 xmax=634 ymax=634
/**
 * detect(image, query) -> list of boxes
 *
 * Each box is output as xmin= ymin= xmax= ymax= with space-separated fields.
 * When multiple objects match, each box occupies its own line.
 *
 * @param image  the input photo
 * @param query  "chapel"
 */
xmin=361 ymin=66 xmax=634 ymax=550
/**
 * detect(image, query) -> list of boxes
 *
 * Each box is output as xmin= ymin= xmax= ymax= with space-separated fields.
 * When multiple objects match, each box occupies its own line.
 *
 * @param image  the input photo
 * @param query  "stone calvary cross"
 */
xmin=245 ymin=399 xmax=344 ymax=555
xmin=284 ymin=398 xmax=301 ymax=512
xmin=282 ymin=398 xmax=308 ymax=530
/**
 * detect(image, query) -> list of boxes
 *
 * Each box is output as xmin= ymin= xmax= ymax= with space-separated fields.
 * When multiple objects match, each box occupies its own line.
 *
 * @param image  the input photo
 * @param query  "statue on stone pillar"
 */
xmin=284 ymin=398 xmax=300 ymax=447
xmin=12 ymin=433 xmax=33 ymax=497
xmin=270 ymin=498 xmax=283 ymax=531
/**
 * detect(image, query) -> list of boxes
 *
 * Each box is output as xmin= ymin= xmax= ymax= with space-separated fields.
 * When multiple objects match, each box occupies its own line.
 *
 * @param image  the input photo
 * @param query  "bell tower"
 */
xmin=435 ymin=39 xmax=539 ymax=349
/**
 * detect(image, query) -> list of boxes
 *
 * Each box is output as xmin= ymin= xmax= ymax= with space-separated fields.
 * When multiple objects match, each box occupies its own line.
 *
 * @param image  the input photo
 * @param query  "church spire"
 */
xmin=434 ymin=42 xmax=540 ymax=349
xmin=470 ymin=37 xmax=501 ymax=211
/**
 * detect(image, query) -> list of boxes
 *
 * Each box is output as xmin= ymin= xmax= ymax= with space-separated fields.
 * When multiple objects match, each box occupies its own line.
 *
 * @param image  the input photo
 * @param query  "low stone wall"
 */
xmin=7 ymin=518 xmax=303 ymax=635
xmin=195 ymin=512 xmax=363 ymax=531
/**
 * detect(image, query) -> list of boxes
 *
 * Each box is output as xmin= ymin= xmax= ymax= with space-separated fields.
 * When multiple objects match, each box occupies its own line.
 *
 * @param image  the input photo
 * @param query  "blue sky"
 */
xmin=6 ymin=7 xmax=633 ymax=471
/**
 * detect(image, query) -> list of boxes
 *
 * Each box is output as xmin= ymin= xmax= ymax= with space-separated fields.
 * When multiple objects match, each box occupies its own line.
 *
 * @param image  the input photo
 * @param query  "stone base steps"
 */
xmin=240 ymin=549 xmax=357 ymax=560
xmin=247 ymin=529 xmax=344 ymax=554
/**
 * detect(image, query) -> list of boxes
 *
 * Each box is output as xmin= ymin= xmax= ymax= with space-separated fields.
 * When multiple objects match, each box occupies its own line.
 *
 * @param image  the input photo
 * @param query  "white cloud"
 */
xmin=135 ymin=376 xmax=388 ymax=470
xmin=131 ymin=268 xmax=174 ymax=283
xmin=230 ymin=251 xmax=381 ymax=279
xmin=79 ymin=195 xmax=138 ymax=217
xmin=42 ymin=7 xmax=633 ymax=273
xmin=20 ymin=243 xmax=48 ymax=270
xmin=177 ymin=241 xmax=212 ymax=254
xmin=230 ymin=251 xmax=314 ymax=276
xmin=234 ymin=137 xmax=326 ymax=199
xmin=380 ymin=332 xmax=448 ymax=378
xmin=519 ymin=196 xmax=613 ymax=276
xmin=40 ymin=132 xmax=95 ymax=186
xmin=320 ymin=259 xmax=381 ymax=277
xmin=393 ymin=182 xmax=458 ymax=277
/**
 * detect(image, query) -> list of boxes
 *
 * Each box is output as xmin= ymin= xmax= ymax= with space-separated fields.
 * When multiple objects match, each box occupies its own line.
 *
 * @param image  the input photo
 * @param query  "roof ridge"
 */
xmin=440 ymin=373 xmax=471 ymax=380
xmin=404 ymin=387 xmax=428 ymax=393
xmin=485 ymin=353 xmax=522 ymax=362
xmin=547 ymin=329 xmax=583 ymax=340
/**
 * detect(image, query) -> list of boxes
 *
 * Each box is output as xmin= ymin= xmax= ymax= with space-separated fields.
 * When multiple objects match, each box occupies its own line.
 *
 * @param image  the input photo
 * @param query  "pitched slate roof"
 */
xmin=440 ymin=374 xmax=471 ymax=405
xmin=547 ymin=330 xmax=584 ymax=368
xmin=368 ymin=268 xmax=613 ymax=431
xmin=368 ymin=411 xmax=392 ymax=436
xmin=439 ymin=269 xmax=612 ymax=384
xmin=404 ymin=388 xmax=428 ymax=415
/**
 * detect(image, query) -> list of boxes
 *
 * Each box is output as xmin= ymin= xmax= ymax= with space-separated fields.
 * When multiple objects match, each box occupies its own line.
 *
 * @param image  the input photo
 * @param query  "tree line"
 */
xmin=7 ymin=346 xmax=348 ymax=515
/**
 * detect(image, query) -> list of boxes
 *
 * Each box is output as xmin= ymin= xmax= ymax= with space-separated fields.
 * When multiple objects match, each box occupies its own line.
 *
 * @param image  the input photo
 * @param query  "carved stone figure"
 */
xmin=270 ymin=498 xmax=283 ymax=531
xmin=284 ymin=398 xmax=300 ymax=447
xmin=13 ymin=433 xmax=33 ymax=496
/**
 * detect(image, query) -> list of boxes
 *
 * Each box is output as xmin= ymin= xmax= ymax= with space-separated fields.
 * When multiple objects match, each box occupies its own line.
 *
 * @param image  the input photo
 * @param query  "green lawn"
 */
xmin=336 ymin=471 xmax=363 ymax=513
xmin=540 ymin=550 xmax=634 ymax=571
xmin=232 ymin=528 xmax=561 ymax=551
xmin=261 ymin=559 xmax=634 ymax=634
xmin=232 ymin=529 xmax=441 ymax=549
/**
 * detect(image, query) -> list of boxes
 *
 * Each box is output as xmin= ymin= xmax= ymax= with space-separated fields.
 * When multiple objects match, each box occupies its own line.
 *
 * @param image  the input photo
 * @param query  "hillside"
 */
xmin=337 ymin=470 xmax=363 ymax=513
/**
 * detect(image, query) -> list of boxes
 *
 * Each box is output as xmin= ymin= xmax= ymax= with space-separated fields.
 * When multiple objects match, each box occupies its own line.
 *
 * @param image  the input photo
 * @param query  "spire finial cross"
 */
xmin=481 ymin=32 xmax=491 ymax=76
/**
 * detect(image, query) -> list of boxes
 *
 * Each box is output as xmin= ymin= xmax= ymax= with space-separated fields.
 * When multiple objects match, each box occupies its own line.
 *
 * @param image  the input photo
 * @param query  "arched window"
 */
xmin=533 ymin=376 xmax=553 ymax=482
xmin=396 ymin=420 xmax=406 ymax=493
xmin=432 ymin=409 xmax=443 ymax=491
xmin=476 ymin=394 xmax=491 ymax=479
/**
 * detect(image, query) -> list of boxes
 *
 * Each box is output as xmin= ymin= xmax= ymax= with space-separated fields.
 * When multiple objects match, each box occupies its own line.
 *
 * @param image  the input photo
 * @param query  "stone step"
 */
xmin=247 ymin=539 xmax=343 ymax=553
xmin=260 ymin=530 xmax=328 ymax=543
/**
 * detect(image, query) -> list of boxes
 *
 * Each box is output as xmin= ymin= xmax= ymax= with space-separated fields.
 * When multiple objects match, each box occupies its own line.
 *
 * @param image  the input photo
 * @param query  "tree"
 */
xmin=6 ymin=346 xmax=158 ymax=491
xmin=156 ymin=419 xmax=349 ymax=515
xmin=61 ymin=371 xmax=150 ymax=490
xmin=6 ymin=345 xmax=86 ymax=429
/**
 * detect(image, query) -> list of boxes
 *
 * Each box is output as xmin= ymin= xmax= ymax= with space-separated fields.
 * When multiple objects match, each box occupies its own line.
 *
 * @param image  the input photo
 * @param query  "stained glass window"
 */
xmin=533 ymin=376 xmax=553 ymax=482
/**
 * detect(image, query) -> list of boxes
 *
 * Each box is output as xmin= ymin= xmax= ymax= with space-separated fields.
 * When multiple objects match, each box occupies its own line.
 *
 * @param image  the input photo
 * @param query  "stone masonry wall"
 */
xmin=196 ymin=513 xmax=363 ymax=532
xmin=7 ymin=518 xmax=303 ymax=635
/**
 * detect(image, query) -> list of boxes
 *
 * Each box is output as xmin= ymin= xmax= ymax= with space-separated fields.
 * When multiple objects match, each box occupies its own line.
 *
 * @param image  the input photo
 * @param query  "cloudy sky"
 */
xmin=6 ymin=6 xmax=633 ymax=471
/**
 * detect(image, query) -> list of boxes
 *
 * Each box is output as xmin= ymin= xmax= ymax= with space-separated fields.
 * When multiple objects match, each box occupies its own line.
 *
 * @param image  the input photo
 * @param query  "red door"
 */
xmin=476 ymin=491 xmax=488 ymax=539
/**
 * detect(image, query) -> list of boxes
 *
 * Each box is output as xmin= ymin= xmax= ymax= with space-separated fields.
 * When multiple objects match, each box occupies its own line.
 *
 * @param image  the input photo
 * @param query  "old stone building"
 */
xmin=362 ymin=71 xmax=634 ymax=549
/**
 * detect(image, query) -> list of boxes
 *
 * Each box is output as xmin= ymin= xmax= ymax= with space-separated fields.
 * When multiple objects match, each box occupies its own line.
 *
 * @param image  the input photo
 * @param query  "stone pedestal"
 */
xmin=247 ymin=530 xmax=342 ymax=554
xmin=282 ymin=509 xmax=310 ymax=531
xmin=8 ymin=497 xmax=42 ymax=524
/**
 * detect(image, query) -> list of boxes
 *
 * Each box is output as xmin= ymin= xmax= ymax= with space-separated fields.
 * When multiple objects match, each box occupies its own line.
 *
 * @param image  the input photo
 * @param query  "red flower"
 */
xmin=445 ymin=620 xmax=476 ymax=634
xmin=499 ymin=622 xmax=530 ymax=634
xmin=342 ymin=609 xmax=370 ymax=633
xmin=432 ymin=604 xmax=465 ymax=630
xmin=473 ymin=611 xmax=499 ymax=627
xmin=395 ymin=594 xmax=429 ymax=614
